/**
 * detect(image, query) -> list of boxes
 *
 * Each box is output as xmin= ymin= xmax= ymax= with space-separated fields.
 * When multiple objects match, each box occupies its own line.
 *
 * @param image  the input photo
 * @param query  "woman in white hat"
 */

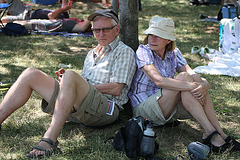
xmin=128 ymin=16 xmax=240 ymax=153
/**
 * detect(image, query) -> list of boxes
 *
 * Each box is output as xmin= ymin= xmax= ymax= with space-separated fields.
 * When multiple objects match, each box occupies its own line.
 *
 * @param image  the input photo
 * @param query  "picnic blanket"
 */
xmin=200 ymin=17 xmax=219 ymax=23
xmin=1 ymin=28 xmax=93 ymax=37
xmin=193 ymin=50 xmax=240 ymax=77
xmin=34 ymin=31 xmax=93 ymax=37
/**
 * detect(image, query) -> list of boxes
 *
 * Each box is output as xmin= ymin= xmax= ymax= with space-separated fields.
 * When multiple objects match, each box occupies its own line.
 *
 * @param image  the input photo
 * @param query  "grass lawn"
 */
xmin=0 ymin=0 xmax=239 ymax=159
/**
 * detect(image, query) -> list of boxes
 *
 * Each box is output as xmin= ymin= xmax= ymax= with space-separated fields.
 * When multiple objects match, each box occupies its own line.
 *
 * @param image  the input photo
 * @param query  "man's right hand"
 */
xmin=55 ymin=68 xmax=65 ymax=81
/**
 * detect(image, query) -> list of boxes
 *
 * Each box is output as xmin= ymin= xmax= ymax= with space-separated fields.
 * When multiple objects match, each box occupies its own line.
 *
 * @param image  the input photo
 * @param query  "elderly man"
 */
xmin=0 ymin=9 xmax=136 ymax=158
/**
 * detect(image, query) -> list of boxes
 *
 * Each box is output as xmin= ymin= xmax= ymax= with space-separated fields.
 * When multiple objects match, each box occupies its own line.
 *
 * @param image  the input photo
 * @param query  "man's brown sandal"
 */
xmin=26 ymin=138 xmax=61 ymax=159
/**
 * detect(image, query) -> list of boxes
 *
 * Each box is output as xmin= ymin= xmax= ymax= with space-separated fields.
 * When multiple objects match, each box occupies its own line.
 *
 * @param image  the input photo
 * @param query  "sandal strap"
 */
xmin=225 ymin=136 xmax=232 ymax=143
xmin=204 ymin=131 xmax=220 ymax=144
xmin=40 ymin=138 xmax=59 ymax=153
xmin=27 ymin=138 xmax=61 ymax=158
xmin=32 ymin=145 xmax=52 ymax=156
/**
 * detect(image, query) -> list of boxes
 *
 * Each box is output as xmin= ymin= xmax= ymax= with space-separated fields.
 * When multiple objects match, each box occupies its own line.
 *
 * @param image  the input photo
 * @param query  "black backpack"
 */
xmin=2 ymin=22 xmax=29 ymax=36
xmin=112 ymin=116 xmax=161 ymax=160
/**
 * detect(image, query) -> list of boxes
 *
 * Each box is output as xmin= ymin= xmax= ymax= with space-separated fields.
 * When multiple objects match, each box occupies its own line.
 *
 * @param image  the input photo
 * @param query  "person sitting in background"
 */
xmin=128 ymin=16 xmax=240 ymax=153
xmin=0 ymin=9 xmax=136 ymax=158
xmin=0 ymin=0 xmax=70 ymax=23
xmin=8 ymin=3 xmax=91 ymax=33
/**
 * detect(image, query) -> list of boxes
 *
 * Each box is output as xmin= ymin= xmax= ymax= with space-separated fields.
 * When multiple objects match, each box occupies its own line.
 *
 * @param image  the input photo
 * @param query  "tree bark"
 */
xmin=119 ymin=0 xmax=139 ymax=51
xmin=111 ymin=0 xmax=119 ymax=14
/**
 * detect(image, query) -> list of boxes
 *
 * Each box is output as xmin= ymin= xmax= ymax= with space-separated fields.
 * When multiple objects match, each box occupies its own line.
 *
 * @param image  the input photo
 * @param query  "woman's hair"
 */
xmin=143 ymin=35 xmax=176 ymax=52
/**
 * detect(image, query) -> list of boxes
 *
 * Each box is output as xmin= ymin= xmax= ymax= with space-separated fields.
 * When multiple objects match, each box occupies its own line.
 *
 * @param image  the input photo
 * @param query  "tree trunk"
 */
xmin=119 ymin=0 xmax=139 ymax=51
xmin=111 ymin=0 xmax=118 ymax=14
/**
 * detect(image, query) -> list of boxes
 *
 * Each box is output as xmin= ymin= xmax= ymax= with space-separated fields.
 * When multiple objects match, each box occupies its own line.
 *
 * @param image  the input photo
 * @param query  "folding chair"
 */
xmin=0 ymin=0 xmax=13 ymax=29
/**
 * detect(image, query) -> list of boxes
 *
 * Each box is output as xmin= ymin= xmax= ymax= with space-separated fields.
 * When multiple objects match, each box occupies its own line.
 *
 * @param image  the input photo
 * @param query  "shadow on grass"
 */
xmin=0 ymin=64 xmax=26 ymax=83
xmin=154 ymin=120 xmax=202 ymax=159
xmin=0 ymin=102 xmax=239 ymax=159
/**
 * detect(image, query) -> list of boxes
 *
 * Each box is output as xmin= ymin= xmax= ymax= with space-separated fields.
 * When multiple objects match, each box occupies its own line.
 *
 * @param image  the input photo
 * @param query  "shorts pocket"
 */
xmin=84 ymin=89 xmax=108 ymax=118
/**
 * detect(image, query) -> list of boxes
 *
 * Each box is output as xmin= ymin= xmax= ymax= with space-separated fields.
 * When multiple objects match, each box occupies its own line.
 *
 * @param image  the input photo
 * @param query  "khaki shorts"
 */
xmin=41 ymin=80 xmax=119 ymax=127
xmin=133 ymin=89 xmax=191 ymax=126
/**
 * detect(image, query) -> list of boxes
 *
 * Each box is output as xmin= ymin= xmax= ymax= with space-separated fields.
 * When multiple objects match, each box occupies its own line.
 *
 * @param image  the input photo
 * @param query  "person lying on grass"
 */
xmin=0 ymin=0 xmax=70 ymax=23
xmin=128 ymin=16 xmax=240 ymax=153
xmin=0 ymin=9 xmax=136 ymax=158
xmin=4 ymin=2 xmax=91 ymax=33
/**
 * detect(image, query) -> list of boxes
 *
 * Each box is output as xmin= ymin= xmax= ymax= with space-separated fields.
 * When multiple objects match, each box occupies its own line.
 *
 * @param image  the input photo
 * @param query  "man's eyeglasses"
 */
xmin=92 ymin=25 xmax=117 ymax=34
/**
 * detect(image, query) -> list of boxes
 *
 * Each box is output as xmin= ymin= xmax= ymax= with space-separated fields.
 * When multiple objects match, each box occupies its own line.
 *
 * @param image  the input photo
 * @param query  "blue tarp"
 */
xmin=0 ymin=3 xmax=11 ymax=9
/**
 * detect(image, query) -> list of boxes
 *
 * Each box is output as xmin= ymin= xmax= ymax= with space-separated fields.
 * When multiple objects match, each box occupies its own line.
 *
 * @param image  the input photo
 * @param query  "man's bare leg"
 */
xmin=0 ymin=68 xmax=55 ymax=125
xmin=29 ymin=70 xmax=90 ymax=157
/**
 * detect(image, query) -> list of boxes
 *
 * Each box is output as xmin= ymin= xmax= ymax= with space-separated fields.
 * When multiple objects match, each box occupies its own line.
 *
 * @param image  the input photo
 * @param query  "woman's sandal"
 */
xmin=202 ymin=131 xmax=218 ymax=145
xmin=225 ymin=136 xmax=240 ymax=152
xmin=202 ymin=131 xmax=231 ymax=153
xmin=26 ymin=138 xmax=61 ymax=158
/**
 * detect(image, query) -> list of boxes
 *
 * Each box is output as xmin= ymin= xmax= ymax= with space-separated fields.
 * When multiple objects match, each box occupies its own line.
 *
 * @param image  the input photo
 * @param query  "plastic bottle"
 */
xmin=139 ymin=121 xmax=155 ymax=158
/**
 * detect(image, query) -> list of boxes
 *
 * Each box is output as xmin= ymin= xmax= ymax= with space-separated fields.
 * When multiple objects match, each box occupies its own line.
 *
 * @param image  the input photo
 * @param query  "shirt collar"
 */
xmin=108 ymin=37 xmax=119 ymax=51
xmin=93 ymin=38 xmax=119 ymax=61
xmin=94 ymin=38 xmax=119 ymax=54
xmin=165 ymin=50 xmax=172 ymax=59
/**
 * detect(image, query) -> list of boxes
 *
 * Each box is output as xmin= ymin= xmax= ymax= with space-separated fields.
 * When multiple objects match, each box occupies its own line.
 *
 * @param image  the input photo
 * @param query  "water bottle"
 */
xmin=139 ymin=121 xmax=155 ymax=158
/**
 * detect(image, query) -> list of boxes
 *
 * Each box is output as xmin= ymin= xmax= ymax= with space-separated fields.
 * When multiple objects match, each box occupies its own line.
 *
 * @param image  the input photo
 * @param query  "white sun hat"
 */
xmin=143 ymin=16 xmax=176 ymax=41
